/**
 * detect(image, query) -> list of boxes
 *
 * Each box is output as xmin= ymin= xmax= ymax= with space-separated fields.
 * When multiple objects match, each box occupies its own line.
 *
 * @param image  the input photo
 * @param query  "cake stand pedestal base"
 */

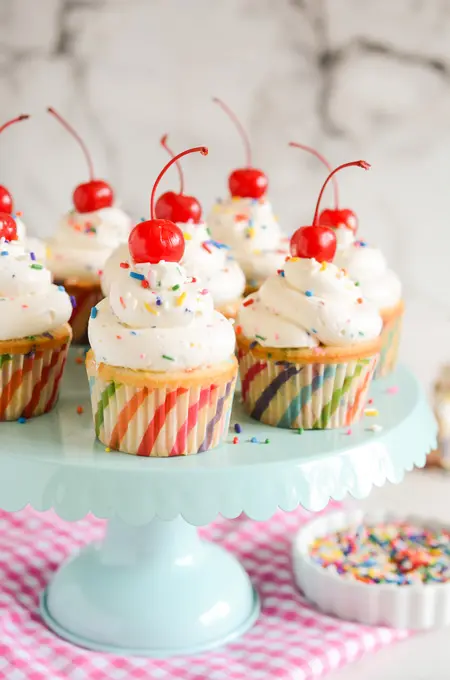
xmin=41 ymin=516 xmax=259 ymax=657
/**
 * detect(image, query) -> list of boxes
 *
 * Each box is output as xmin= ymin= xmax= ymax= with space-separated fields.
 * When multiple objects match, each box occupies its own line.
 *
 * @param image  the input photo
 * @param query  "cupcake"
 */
xmin=101 ymin=135 xmax=246 ymax=319
xmin=87 ymin=144 xmax=237 ymax=456
xmin=291 ymin=142 xmax=403 ymax=378
xmin=207 ymin=98 xmax=289 ymax=293
xmin=0 ymin=213 xmax=73 ymax=420
xmin=45 ymin=108 xmax=132 ymax=344
xmin=236 ymin=160 xmax=382 ymax=430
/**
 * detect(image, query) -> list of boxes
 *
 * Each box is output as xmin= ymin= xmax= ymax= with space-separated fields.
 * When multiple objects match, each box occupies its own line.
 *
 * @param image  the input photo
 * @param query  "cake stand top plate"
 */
xmin=0 ymin=352 xmax=436 ymax=526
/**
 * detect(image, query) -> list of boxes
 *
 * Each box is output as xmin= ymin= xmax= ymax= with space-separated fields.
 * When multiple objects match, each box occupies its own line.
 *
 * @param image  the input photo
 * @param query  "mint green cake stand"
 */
xmin=0 ymin=351 xmax=436 ymax=657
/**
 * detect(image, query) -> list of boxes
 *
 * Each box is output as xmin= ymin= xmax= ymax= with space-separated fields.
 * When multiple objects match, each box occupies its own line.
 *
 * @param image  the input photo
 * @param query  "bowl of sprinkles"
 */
xmin=292 ymin=509 xmax=450 ymax=629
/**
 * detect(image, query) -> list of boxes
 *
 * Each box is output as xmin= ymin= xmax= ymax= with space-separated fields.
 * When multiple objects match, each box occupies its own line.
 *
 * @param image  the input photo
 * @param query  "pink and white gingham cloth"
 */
xmin=0 ymin=505 xmax=410 ymax=680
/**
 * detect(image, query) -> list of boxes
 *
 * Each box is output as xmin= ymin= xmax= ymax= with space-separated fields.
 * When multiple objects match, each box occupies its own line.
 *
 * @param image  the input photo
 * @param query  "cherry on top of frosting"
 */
xmin=289 ymin=142 xmax=358 ymax=233
xmin=47 ymin=107 xmax=114 ymax=214
xmin=290 ymin=160 xmax=370 ymax=263
xmin=0 ymin=114 xmax=30 ymax=215
xmin=154 ymin=134 xmax=202 ymax=224
xmin=213 ymin=97 xmax=268 ymax=200
xmin=129 ymin=145 xmax=208 ymax=265
xmin=0 ymin=212 xmax=18 ymax=241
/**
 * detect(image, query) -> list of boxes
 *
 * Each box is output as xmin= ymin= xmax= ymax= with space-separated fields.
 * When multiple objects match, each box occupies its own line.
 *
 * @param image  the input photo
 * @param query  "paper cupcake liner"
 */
xmin=0 ymin=328 xmax=71 ymax=421
xmin=58 ymin=280 xmax=103 ymax=346
xmin=237 ymin=343 xmax=378 ymax=429
xmin=86 ymin=359 xmax=237 ymax=457
xmin=375 ymin=302 xmax=404 ymax=379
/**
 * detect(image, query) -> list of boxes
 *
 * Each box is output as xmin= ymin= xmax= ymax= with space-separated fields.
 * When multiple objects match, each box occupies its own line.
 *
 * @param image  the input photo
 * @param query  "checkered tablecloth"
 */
xmin=0 ymin=505 xmax=409 ymax=680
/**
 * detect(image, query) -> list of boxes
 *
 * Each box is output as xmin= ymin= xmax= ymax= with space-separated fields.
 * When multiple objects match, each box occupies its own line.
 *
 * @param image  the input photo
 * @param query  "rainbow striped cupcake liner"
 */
xmin=0 ymin=334 xmax=70 ymax=421
xmin=87 ymin=362 xmax=237 ymax=457
xmin=238 ymin=348 xmax=378 ymax=430
xmin=375 ymin=309 xmax=403 ymax=379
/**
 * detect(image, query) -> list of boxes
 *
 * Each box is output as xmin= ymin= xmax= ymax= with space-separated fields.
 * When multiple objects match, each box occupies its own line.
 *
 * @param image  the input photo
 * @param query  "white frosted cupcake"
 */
xmin=0 ymin=213 xmax=73 ymax=420
xmin=102 ymin=135 xmax=245 ymax=319
xmin=45 ymin=108 xmax=132 ymax=343
xmin=236 ymin=159 xmax=382 ymax=429
xmin=207 ymin=99 xmax=289 ymax=293
xmin=87 ymin=144 xmax=238 ymax=456
xmin=290 ymin=142 xmax=403 ymax=378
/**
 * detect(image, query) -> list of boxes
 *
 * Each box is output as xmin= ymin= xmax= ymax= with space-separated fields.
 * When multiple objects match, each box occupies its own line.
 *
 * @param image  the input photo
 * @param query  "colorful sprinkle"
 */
xmin=250 ymin=436 xmax=258 ymax=443
xmin=17 ymin=417 xmax=26 ymax=424
xmin=234 ymin=423 xmax=242 ymax=434
xmin=201 ymin=242 xmax=212 ymax=254
xmin=70 ymin=295 xmax=77 ymax=308
xmin=30 ymin=252 xmax=36 ymax=261
xmin=255 ymin=334 xmax=266 ymax=342
xmin=243 ymin=298 xmax=255 ymax=307
xmin=30 ymin=263 xmax=43 ymax=270
xmin=120 ymin=261 xmax=130 ymax=269
xmin=387 ymin=385 xmax=399 ymax=395
xmin=364 ymin=408 xmax=379 ymax=417
xmin=130 ymin=272 xmax=145 ymax=281
xmin=232 ymin=436 xmax=239 ymax=444
xmin=162 ymin=354 xmax=175 ymax=361
xmin=176 ymin=292 xmax=187 ymax=307
xmin=90 ymin=306 xmax=98 ymax=319
xmin=367 ymin=424 xmax=383 ymax=433
xmin=144 ymin=303 xmax=158 ymax=315
xmin=297 ymin=428 xmax=304 ymax=435
xmin=310 ymin=521 xmax=450 ymax=585
xmin=305 ymin=290 xmax=313 ymax=297
xmin=172 ymin=284 xmax=180 ymax=291
xmin=76 ymin=406 xmax=84 ymax=415
xmin=141 ymin=279 xmax=149 ymax=289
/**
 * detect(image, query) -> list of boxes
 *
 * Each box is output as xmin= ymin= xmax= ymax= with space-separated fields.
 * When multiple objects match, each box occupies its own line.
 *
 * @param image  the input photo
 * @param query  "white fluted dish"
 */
xmin=293 ymin=509 xmax=450 ymax=630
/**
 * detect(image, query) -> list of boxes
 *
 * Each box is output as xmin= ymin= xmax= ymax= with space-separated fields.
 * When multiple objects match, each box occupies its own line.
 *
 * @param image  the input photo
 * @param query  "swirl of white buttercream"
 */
xmin=47 ymin=205 xmax=132 ymax=282
xmin=237 ymin=257 xmax=382 ymax=348
xmin=334 ymin=239 xmax=402 ymax=309
xmin=207 ymin=197 xmax=289 ymax=285
xmin=89 ymin=258 xmax=236 ymax=371
xmin=0 ymin=239 xmax=72 ymax=341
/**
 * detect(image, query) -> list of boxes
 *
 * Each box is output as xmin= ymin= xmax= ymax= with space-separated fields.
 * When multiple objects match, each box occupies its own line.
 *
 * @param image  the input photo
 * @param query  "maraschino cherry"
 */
xmin=213 ymin=97 xmax=267 ymax=199
xmin=129 ymin=145 xmax=208 ymax=264
xmin=47 ymin=107 xmax=114 ymax=214
xmin=154 ymin=134 xmax=202 ymax=223
xmin=289 ymin=142 xmax=358 ymax=233
xmin=0 ymin=213 xmax=18 ymax=241
xmin=290 ymin=160 xmax=370 ymax=263
xmin=0 ymin=114 xmax=30 ymax=214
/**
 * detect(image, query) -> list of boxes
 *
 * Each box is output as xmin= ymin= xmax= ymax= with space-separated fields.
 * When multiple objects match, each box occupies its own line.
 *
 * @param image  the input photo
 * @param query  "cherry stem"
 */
xmin=160 ymin=134 xmax=184 ymax=195
xmin=213 ymin=97 xmax=252 ymax=167
xmin=313 ymin=161 xmax=370 ymax=226
xmin=289 ymin=142 xmax=339 ymax=209
xmin=0 ymin=114 xmax=30 ymax=136
xmin=47 ymin=107 xmax=94 ymax=180
xmin=150 ymin=146 xmax=208 ymax=219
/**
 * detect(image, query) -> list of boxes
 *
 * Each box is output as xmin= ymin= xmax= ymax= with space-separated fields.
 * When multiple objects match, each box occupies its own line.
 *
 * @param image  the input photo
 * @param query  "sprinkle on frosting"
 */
xmin=237 ymin=257 xmax=382 ymax=349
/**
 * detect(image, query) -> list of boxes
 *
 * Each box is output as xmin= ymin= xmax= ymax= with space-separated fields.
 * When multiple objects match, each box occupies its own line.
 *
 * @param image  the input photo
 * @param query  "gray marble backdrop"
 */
xmin=1 ymin=0 xmax=449 ymax=386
